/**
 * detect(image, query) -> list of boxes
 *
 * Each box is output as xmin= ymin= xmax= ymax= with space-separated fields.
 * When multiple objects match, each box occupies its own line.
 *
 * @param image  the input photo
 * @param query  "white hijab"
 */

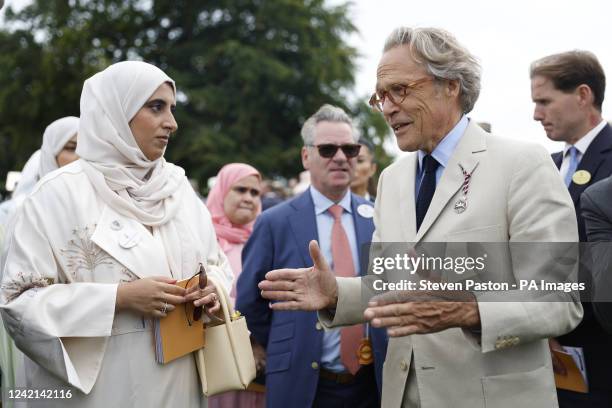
xmin=38 ymin=116 xmax=79 ymax=178
xmin=12 ymin=150 xmax=42 ymax=200
xmin=76 ymin=61 xmax=186 ymax=227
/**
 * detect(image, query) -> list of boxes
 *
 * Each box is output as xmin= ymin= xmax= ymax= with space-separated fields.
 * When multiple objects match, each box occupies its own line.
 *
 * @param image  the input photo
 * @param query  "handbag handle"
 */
xmin=206 ymin=276 xmax=233 ymax=327
xmin=205 ymin=276 xmax=252 ymax=379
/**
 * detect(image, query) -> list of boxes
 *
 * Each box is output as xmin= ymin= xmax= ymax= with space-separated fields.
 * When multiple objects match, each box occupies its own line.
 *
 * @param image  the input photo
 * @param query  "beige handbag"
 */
xmin=195 ymin=276 xmax=256 ymax=396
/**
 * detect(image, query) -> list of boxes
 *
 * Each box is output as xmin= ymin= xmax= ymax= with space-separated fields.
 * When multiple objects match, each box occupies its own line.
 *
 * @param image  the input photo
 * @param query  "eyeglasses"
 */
xmin=368 ymin=77 xmax=433 ymax=112
xmin=306 ymin=143 xmax=361 ymax=159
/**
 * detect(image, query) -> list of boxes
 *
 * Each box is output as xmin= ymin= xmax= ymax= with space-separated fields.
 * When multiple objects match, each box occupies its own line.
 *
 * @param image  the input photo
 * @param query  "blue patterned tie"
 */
xmin=564 ymin=146 xmax=579 ymax=187
xmin=416 ymin=155 xmax=440 ymax=231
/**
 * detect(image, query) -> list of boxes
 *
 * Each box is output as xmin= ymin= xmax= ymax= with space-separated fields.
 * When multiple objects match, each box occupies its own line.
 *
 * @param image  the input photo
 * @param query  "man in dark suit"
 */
xmin=236 ymin=104 xmax=386 ymax=408
xmin=531 ymin=50 xmax=612 ymax=407
xmin=582 ymin=177 xmax=612 ymax=336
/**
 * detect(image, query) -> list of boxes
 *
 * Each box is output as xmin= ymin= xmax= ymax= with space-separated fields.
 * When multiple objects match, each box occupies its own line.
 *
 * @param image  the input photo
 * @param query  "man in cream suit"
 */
xmin=259 ymin=27 xmax=582 ymax=407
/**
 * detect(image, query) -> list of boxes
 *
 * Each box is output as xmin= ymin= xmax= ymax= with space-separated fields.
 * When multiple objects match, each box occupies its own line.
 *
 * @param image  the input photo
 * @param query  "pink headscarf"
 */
xmin=207 ymin=163 xmax=261 ymax=252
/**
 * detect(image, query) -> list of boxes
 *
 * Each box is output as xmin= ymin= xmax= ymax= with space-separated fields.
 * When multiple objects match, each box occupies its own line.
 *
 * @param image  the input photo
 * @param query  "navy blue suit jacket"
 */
xmin=236 ymin=190 xmax=387 ymax=408
xmin=553 ymin=123 xmax=612 ymax=393
xmin=552 ymin=123 xmax=612 ymax=241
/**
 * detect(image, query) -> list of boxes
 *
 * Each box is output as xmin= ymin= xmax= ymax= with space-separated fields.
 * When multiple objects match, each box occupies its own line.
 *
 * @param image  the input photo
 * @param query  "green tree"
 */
xmin=0 ymin=0 xmax=391 ymax=195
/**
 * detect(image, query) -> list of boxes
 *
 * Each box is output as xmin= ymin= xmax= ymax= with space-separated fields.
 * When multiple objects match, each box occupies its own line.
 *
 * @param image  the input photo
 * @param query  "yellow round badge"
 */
xmin=572 ymin=170 xmax=591 ymax=185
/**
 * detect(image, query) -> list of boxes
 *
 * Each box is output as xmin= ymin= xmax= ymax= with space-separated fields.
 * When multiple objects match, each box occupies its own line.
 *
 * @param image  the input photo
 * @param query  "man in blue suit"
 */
xmin=236 ymin=104 xmax=385 ymax=408
xmin=531 ymin=50 xmax=612 ymax=407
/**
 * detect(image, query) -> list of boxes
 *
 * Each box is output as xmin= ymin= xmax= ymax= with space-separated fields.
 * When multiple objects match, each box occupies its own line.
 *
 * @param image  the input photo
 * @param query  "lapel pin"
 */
xmin=119 ymin=229 xmax=141 ymax=249
xmin=357 ymin=204 xmax=374 ymax=218
xmin=454 ymin=163 xmax=479 ymax=214
xmin=572 ymin=170 xmax=591 ymax=185
xmin=454 ymin=198 xmax=467 ymax=214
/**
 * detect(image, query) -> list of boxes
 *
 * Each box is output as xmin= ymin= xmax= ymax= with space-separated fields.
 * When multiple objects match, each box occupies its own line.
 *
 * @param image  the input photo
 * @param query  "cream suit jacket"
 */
xmin=320 ymin=121 xmax=583 ymax=408
xmin=0 ymin=160 xmax=232 ymax=406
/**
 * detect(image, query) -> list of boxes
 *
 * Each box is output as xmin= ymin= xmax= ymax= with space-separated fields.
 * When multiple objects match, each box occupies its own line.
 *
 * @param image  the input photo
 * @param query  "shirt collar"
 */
xmin=417 ymin=115 xmax=469 ymax=171
xmin=564 ymin=119 xmax=606 ymax=156
xmin=309 ymin=186 xmax=352 ymax=215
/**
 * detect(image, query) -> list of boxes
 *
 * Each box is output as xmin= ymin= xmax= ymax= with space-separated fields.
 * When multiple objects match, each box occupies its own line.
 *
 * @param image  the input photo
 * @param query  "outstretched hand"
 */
xmin=259 ymin=240 xmax=338 ymax=311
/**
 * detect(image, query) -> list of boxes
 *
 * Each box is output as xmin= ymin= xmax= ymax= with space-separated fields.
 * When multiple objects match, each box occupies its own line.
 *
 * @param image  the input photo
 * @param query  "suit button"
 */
xmin=311 ymin=362 xmax=319 ymax=370
xmin=315 ymin=322 xmax=322 ymax=330
xmin=400 ymin=360 xmax=408 ymax=371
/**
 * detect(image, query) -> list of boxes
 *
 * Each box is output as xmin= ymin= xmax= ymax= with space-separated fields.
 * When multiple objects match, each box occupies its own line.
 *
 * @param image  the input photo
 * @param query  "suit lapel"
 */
xmin=351 ymin=196 xmax=374 ymax=276
xmin=287 ymin=191 xmax=319 ymax=267
xmin=568 ymin=125 xmax=612 ymax=202
xmin=415 ymin=122 xmax=486 ymax=242
xmin=398 ymin=155 xmax=418 ymax=241
xmin=552 ymin=152 xmax=563 ymax=169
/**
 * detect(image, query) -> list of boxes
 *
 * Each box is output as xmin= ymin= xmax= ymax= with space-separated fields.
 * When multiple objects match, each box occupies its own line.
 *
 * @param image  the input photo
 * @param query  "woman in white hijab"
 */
xmin=0 ymin=61 xmax=233 ymax=407
xmin=38 ymin=116 xmax=79 ymax=179
xmin=0 ymin=116 xmax=79 ymax=408
xmin=0 ymin=116 xmax=79 ymax=243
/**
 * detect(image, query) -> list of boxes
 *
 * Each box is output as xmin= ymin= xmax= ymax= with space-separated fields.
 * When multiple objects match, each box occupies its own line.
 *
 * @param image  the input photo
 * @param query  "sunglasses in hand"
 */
xmin=185 ymin=263 xmax=224 ymax=326
xmin=306 ymin=143 xmax=361 ymax=159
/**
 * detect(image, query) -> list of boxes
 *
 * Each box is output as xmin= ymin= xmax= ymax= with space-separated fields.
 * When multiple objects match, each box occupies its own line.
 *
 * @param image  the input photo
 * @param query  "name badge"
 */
xmin=357 ymin=204 xmax=374 ymax=218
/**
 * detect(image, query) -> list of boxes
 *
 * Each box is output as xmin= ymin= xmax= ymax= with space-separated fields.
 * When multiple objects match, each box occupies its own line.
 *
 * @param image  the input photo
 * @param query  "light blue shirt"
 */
xmin=560 ymin=119 xmax=606 ymax=182
xmin=309 ymin=186 xmax=360 ymax=373
xmin=416 ymin=115 xmax=469 ymax=196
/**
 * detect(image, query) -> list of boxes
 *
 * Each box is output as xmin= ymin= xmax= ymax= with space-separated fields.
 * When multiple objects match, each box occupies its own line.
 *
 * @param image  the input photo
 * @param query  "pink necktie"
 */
xmin=328 ymin=204 xmax=362 ymax=375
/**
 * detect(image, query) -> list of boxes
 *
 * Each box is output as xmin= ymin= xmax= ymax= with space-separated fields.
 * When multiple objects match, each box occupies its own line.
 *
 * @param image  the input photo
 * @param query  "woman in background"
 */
xmin=206 ymin=163 xmax=265 ymax=408
xmin=350 ymin=137 xmax=377 ymax=201
xmin=38 ymin=116 xmax=79 ymax=177
xmin=206 ymin=163 xmax=262 ymax=298
xmin=0 ymin=116 xmax=79 ymax=248
xmin=0 ymin=116 xmax=79 ymax=408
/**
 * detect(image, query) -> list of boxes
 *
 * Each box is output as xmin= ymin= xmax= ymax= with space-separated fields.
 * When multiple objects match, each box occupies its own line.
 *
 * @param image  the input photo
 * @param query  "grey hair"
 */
xmin=383 ymin=27 xmax=481 ymax=113
xmin=300 ymin=104 xmax=358 ymax=145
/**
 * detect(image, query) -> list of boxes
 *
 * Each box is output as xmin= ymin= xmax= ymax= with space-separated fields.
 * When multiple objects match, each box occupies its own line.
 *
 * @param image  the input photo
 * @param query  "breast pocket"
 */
xmin=446 ymin=224 xmax=504 ymax=242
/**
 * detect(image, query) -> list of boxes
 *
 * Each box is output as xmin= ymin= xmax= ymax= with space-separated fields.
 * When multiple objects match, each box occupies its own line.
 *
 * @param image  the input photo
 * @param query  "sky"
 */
xmin=2 ymin=0 xmax=611 ymax=156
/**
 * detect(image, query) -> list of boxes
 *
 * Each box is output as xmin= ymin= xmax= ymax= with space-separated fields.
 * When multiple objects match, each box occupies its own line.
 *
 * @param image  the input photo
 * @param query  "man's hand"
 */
xmin=364 ymin=290 xmax=481 ymax=337
xmin=259 ymin=240 xmax=338 ymax=311
xmin=548 ymin=338 xmax=568 ymax=375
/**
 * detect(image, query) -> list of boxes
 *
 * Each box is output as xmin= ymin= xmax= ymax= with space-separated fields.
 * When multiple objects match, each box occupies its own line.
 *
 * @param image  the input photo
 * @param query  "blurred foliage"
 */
xmin=0 ymin=0 xmax=392 ymax=195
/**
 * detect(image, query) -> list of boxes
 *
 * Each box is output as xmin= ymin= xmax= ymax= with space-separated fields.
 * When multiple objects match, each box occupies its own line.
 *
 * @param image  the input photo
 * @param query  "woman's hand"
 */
xmin=184 ymin=278 xmax=221 ymax=317
xmin=251 ymin=340 xmax=267 ymax=374
xmin=116 ymin=276 xmax=186 ymax=318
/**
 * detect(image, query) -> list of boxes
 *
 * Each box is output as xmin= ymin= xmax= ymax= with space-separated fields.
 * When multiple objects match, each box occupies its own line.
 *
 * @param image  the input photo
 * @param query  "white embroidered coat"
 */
xmin=0 ymin=160 xmax=233 ymax=407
